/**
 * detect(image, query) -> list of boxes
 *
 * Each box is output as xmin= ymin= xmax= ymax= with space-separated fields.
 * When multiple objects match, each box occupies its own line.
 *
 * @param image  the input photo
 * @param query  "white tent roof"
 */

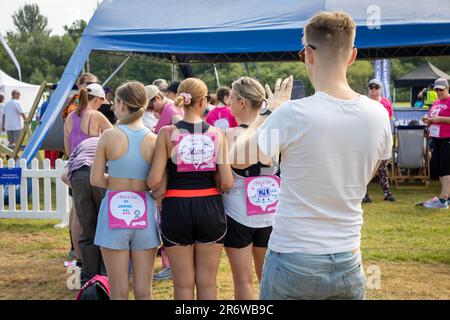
xmin=0 ymin=69 xmax=40 ymax=113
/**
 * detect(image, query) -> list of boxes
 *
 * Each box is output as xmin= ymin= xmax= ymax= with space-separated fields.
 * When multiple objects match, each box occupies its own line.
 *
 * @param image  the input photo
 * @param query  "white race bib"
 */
xmin=429 ymin=125 xmax=440 ymax=138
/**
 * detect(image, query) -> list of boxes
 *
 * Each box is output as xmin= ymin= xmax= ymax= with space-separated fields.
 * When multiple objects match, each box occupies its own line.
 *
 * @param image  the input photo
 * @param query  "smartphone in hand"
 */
xmin=290 ymin=80 xmax=305 ymax=100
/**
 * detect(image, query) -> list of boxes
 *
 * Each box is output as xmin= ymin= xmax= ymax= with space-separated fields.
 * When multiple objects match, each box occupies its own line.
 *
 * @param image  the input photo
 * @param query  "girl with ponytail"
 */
xmin=91 ymin=81 xmax=163 ymax=300
xmin=63 ymin=82 xmax=113 ymax=271
xmin=64 ymin=83 xmax=113 ymax=156
xmin=148 ymin=78 xmax=233 ymax=300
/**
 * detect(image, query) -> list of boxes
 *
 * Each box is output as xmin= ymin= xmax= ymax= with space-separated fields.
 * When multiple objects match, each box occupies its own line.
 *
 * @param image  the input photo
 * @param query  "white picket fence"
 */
xmin=0 ymin=158 xmax=70 ymax=227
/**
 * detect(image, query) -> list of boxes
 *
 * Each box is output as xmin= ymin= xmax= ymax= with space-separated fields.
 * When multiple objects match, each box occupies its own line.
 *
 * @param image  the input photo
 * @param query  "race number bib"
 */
xmin=177 ymin=133 xmax=217 ymax=172
xmin=429 ymin=125 xmax=440 ymax=138
xmin=245 ymin=175 xmax=281 ymax=216
xmin=108 ymin=191 xmax=148 ymax=229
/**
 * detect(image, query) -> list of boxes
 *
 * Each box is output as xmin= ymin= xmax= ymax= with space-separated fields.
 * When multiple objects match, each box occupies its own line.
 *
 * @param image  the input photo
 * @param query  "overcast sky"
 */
xmin=0 ymin=0 xmax=103 ymax=35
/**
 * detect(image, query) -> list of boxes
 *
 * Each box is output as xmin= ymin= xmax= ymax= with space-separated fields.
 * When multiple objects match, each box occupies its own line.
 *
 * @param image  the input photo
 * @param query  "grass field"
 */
xmin=0 ymin=182 xmax=449 ymax=300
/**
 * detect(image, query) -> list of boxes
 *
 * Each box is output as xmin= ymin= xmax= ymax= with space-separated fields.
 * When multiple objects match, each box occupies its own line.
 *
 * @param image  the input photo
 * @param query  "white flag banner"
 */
xmin=0 ymin=32 xmax=22 ymax=81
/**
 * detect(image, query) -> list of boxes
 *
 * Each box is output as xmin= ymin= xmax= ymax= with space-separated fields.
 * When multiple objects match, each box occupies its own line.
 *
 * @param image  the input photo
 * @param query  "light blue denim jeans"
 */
xmin=259 ymin=249 xmax=366 ymax=300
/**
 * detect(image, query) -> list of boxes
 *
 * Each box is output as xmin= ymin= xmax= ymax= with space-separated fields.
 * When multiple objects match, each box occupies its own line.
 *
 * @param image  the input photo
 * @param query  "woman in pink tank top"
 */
xmin=64 ymin=83 xmax=113 ymax=156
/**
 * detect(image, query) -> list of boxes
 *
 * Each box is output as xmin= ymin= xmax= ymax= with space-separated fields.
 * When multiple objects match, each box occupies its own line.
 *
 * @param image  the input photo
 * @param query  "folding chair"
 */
xmin=391 ymin=125 xmax=429 ymax=188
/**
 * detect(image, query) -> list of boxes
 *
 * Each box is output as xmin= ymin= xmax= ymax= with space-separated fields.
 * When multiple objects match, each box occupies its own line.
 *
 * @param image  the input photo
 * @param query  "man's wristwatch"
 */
xmin=259 ymin=102 xmax=272 ymax=116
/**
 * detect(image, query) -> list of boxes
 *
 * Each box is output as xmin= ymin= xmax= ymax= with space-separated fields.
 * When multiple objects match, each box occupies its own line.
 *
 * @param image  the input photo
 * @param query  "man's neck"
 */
xmin=313 ymin=67 xmax=359 ymax=100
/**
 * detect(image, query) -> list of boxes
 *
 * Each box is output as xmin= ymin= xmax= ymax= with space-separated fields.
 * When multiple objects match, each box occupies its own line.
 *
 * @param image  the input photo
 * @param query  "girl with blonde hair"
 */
xmin=91 ymin=81 xmax=163 ymax=299
xmin=148 ymin=78 xmax=233 ymax=300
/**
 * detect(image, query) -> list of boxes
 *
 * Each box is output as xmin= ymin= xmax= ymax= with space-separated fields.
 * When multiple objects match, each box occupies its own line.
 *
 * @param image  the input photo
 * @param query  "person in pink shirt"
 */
xmin=422 ymin=78 xmax=450 ymax=208
xmin=147 ymin=85 xmax=183 ymax=134
xmin=362 ymin=79 xmax=395 ymax=203
xmin=205 ymin=87 xmax=238 ymax=129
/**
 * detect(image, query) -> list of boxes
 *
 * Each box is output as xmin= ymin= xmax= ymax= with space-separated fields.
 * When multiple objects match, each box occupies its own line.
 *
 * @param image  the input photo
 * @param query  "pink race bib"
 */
xmin=108 ymin=191 xmax=148 ymax=229
xmin=245 ymin=175 xmax=281 ymax=216
xmin=177 ymin=133 xmax=217 ymax=172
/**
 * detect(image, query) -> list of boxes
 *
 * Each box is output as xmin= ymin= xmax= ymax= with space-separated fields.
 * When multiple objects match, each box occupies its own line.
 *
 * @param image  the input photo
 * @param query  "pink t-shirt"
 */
xmin=428 ymin=97 xmax=450 ymax=138
xmin=379 ymin=97 xmax=393 ymax=119
xmin=153 ymin=102 xmax=183 ymax=134
xmin=205 ymin=105 xmax=238 ymax=129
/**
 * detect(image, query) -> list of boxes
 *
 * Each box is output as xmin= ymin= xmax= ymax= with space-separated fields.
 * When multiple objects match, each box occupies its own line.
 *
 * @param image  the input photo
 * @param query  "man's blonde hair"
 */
xmin=303 ymin=11 xmax=356 ymax=58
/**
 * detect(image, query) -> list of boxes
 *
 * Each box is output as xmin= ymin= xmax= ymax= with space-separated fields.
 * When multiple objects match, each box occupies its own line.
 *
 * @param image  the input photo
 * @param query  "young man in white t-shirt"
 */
xmin=232 ymin=12 xmax=392 ymax=300
xmin=2 ymin=90 xmax=27 ymax=148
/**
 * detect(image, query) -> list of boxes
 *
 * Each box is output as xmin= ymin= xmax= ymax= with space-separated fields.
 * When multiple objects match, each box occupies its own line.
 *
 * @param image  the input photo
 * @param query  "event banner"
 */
xmin=0 ymin=168 xmax=22 ymax=185
xmin=392 ymin=108 xmax=428 ymax=127
xmin=374 ymin=59 xmax=391 ymax=100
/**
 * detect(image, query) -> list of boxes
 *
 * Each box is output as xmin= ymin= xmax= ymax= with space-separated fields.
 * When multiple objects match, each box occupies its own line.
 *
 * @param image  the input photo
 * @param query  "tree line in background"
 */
xmin=1 ymin=3 xmax=450 ymax=102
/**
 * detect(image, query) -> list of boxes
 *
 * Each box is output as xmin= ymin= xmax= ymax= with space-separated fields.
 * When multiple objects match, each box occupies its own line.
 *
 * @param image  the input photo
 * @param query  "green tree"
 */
xmin=63 ymin=20 xmax=87 ymax=43
xmin=0 ymin=32 xmax=76 ymax=84
xmin=12 ymin=3 xmax=51 ymax=35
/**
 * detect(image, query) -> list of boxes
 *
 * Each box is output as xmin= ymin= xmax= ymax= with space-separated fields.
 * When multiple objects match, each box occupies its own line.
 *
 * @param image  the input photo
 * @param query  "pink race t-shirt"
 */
xmin=428 ymin=97 xmax=450 ymax=138
xmin=205 ymin=105 xmax=238 ymax=130
xmin=153 ymin=102 xmax=183 ymax=134
xmin=379 ymin=97 xmax=393 ymax=119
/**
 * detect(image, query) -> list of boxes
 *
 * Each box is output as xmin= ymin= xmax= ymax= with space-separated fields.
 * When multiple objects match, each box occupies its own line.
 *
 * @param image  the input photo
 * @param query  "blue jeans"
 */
xmin=259 ymin=249 xmax=366 ymax=300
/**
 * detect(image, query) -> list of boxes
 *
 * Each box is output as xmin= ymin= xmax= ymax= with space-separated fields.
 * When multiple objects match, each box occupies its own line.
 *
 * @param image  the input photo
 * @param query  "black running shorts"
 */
xmin=160 ymin=195 xmax=227 ymax=247
xmin=224 ymin=215 xmax=272 ymax=249
xmin=432 ymin=138 xmax=450 ymax=177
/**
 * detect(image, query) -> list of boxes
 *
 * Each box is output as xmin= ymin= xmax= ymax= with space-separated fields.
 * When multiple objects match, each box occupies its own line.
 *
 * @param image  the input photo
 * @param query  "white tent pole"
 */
xmin=102 ymin=56 xmax=130 ymax=87
xmin=214 ymin=64 xmax=220 ymax=88
xmin=171 ymin=55 xmax=179 ymax=81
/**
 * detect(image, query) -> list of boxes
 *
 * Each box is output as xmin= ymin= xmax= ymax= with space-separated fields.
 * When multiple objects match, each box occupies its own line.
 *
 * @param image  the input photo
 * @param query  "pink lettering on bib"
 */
xmin=108 ymin=191 xmax=148 ymax=229
xmin=177 ymin=133 xmax=217 ymax=172
xmin=245 ymin=175 xmax=281 ymax=215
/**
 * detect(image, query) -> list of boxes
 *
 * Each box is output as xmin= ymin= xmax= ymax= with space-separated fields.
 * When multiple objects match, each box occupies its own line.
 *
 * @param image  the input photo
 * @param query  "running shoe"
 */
xmin=384 ymin=192 xmax=396 ymax=202
xmin=422 ymin=197 xmax=449 ymax=209
xmin=362 ymin=193 xmax=372 ymax=203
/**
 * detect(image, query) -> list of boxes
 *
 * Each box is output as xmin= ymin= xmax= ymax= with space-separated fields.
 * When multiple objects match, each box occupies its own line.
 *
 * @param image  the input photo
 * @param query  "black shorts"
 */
xmin=432 ymin=138 xmax=450 ymax=176
xmin=160 ymin=195 xmax=227 ymax=247
xmin=224 ymin=215 xmax=272 ymax=249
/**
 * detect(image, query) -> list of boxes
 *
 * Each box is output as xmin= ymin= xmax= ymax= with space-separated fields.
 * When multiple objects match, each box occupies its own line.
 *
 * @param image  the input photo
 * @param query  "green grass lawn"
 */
xmin=0 ymin=181 xmax=449 ymax=299
xmin=362 ymin=182 xmax=450 ymax=264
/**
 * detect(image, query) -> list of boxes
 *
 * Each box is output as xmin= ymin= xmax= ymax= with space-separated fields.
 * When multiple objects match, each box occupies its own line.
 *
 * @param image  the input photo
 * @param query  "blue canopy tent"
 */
xmin=21 ymin=0 xmax=450 ymax=162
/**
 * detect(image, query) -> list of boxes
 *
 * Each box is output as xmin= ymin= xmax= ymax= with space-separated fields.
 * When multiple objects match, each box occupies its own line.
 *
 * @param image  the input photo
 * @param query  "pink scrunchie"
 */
xmin=179 ymin=93 xmax=192 ymax=105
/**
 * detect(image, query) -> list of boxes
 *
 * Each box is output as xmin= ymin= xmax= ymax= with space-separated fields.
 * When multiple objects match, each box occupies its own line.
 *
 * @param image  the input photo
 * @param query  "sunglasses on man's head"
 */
xmin=298 ymin=44 xmax=356 ymax=63
xmin=369 ymin=85 xmax=380 ymax=90
xmin=298 ymin=44 xmax=317 ymax=63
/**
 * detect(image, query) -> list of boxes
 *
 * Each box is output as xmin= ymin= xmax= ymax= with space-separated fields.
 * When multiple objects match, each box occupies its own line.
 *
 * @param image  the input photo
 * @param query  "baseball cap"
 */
xmin=434 ymin=78 xmax=449 ymax=89
xmin=145 ymin=85 xmax=161 ymax=101
xmin=86 ymin=83 xmax=109 ymax=103
xmin=368 ymin=79 xmax=382 ymax=87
